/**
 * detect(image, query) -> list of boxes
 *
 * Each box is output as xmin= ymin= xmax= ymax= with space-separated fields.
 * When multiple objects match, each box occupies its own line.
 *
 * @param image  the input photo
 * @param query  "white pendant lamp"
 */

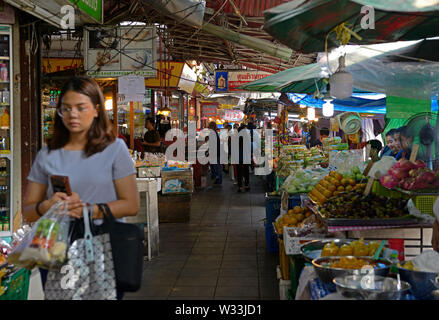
xmin=322 ymin=99 xmax=334 ymax=117
xmin=307 ymin=107 xmax=315 ymax=121
xmin=329 ymin=55 xmax=353 ymax=100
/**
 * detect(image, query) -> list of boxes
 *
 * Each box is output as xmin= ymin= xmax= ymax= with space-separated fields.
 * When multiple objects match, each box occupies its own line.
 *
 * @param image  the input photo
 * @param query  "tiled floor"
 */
xmin=125 ymin=170 xmax=279 ymax=300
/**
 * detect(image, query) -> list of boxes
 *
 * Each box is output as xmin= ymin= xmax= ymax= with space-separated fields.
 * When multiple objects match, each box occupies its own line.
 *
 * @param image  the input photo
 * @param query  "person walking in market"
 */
xmin=22 ymin=76 xmax=140 ymax=300
xmin=230 ymin=123 xmax=240 ymax=184
xmin=207 ymin=121 xmax=222 ymax=185
xmin=235 ymin=124 xmax=251 ymax=192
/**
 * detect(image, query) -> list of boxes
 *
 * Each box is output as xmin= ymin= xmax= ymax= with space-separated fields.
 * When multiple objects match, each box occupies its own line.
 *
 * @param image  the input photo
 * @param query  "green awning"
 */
xmin=263 ymin=0 xmax=439 ymax=54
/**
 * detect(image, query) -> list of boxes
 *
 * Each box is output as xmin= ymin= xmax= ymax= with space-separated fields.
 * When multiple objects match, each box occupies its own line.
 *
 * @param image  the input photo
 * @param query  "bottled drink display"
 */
xmin=0 ymin=63 xmax=7 ymax=82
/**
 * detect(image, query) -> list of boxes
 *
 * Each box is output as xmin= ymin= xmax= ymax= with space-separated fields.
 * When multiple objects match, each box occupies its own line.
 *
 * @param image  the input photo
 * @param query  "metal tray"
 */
xmin=306 ymin=200 xmax=418 ymax=227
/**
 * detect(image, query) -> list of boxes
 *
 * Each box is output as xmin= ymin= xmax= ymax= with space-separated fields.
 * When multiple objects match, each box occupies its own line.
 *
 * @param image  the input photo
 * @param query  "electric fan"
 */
xmin=336 ymin=112 xmax=361 ymax=135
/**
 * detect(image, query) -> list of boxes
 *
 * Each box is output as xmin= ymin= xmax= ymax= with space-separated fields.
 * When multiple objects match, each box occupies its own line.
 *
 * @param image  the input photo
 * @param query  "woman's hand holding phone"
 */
xmin=49 ymin=191 xmax=85 ymax=218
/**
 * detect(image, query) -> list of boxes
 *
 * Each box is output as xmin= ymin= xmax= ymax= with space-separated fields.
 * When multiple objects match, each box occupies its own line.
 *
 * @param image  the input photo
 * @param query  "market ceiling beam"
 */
xmin=200 ymin=22 xmax=293 ymax=63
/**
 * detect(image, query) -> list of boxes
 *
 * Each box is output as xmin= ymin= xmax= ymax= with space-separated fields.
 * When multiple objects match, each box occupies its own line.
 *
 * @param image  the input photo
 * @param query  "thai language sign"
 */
xmin=214 ymin=70 xmax=272 ymax=92
xmin=221 ymin=109 xmax=244 ymax=122
xmin=202 ymin=105 xmax=218 ymax=117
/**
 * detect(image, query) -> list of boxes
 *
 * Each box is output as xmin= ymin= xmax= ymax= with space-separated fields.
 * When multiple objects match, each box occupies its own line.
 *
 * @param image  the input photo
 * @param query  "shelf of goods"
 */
xmin=0 ymin=26 xmax=12 ymax=238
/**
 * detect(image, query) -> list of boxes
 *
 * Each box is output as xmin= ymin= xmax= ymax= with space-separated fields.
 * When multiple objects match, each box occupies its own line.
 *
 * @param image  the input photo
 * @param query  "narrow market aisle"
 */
xmin=125 ymin=170 xmax=280 ymax=300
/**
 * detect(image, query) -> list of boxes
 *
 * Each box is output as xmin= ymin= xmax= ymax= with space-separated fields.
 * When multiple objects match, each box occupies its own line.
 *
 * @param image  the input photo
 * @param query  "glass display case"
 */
xmin=0 ymin=25 xmax=13 ymax=237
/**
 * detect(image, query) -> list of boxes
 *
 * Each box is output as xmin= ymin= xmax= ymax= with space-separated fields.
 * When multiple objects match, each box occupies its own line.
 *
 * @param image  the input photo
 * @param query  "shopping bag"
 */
xmin=7 ymin=201 xmax=70 ymax=270
xmin=44 ymin=206 xmax=117 ymax=300
xmin=97 ymin=203 xmax=144 ymax=292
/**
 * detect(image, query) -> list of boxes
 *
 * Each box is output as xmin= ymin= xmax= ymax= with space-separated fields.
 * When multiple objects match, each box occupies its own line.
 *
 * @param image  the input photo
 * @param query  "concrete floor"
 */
xmin=125 ymin=171 xmax=280 ymax=300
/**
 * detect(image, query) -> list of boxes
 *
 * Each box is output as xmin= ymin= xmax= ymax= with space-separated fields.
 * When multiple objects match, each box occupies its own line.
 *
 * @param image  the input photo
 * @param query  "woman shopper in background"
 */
xmin=236 ymin=124 xmax=251 ymax=192
xmin=22 ymin=76 xmax=140 ymax=300
xmin=207 ymin=121 xmax=222 ymax=185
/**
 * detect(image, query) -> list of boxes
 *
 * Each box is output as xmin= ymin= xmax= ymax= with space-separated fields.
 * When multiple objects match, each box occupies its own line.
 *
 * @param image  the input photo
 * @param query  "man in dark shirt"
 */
xmin=143 ymin=117 xmax=162 ymax=153
xmin=311 ymin=127 xmax=329 ymax=147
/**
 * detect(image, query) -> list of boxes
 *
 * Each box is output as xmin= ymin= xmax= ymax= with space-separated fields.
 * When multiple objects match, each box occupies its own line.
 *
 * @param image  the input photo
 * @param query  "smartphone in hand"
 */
xmin=50 ymin=175 xmax=72 ymax=196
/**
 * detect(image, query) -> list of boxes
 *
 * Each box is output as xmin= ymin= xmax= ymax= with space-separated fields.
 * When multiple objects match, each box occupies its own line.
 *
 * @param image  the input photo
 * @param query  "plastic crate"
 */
xmin=265 ymin=194 xmax=302 ymax=225
xmin=288 ymin=195 xmax=301 ymax=210
xmin=414 ymin=195 xmax=438 ymax=216
xmin=265 ymin=194 xmax=282 ymax=224
xmin=0 ymin=268 xmax=30 ymax=300
xmin=265 ymin=223 xmax=278 ymax=253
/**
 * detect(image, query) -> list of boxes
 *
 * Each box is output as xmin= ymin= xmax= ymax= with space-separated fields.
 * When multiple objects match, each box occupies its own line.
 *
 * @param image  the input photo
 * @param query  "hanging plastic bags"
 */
xmin=7 ymin=201 xmax=70 ymax=270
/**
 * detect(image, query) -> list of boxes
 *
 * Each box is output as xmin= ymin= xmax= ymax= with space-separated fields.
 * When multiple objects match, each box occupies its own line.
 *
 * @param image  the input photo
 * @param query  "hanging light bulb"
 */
xmin=322 ymin=99 xmax=334 ymax=117
xmin=299 ymin=104 xmax=306 ymax=108
xmin=330 ymin=55 xmax=353 ymax=99
xmin=307 ymin=107 xmax=315 ymax=121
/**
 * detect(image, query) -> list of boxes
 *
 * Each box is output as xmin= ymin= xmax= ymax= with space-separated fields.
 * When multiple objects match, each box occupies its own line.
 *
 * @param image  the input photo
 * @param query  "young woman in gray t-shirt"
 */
xmin=22 ymin=76 xmax=140 ymax=299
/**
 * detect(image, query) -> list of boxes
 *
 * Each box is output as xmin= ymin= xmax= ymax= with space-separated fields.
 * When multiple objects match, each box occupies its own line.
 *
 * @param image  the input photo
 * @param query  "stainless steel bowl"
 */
xmin=333 ymin=275 xmax=411 ymax=300
xmin=312 ymin=256 xmax=392 ymax=288
xmin=397 ymin=265 xmax=439 ymax=300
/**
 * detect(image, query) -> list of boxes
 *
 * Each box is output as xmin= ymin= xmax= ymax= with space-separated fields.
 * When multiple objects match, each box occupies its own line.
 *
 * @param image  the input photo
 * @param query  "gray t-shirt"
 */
xmin=27 ymin=138 xmax=136 ymax=207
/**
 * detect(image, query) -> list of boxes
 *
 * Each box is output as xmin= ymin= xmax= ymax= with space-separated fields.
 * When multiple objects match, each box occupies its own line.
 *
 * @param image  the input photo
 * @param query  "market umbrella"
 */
xmin=263 ymin=0 xmax=439 ymax=54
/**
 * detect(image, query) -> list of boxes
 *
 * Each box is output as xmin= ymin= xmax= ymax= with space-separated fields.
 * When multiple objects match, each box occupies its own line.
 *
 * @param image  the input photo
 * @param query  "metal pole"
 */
xmin=130 ymin=101 xmax=134 ymax=150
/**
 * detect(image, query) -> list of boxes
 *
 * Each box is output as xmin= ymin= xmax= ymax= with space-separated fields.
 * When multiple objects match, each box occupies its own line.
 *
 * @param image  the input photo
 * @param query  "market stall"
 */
xmin=270 ymin=151 xmax=437 ymax=300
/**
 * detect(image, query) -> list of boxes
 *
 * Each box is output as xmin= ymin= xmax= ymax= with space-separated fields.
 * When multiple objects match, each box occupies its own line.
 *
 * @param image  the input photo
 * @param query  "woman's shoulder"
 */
xmin=36 ymin=146 xmax=52 ymax=159
xmin=107 ymin=138 xmax=129 ymax=152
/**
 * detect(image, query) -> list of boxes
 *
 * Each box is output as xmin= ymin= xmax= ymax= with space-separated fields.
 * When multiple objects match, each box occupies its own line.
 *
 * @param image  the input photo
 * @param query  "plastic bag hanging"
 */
xmin=7 ymin=201 xmax=70 ymax=270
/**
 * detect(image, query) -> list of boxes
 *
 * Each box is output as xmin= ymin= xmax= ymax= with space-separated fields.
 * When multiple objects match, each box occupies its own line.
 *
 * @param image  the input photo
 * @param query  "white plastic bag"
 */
xmin=7 ymin=201 xmax=70 ymax=270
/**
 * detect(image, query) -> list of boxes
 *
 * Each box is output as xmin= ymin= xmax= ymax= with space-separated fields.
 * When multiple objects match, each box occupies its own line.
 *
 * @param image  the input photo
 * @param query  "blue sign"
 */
xmin=215 ymin=71 xmax=228 ymax=92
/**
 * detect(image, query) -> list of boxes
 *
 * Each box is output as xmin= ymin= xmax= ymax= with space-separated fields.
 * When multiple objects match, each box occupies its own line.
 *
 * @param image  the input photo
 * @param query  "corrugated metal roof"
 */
xmin=206 ymin=0 xmax=290 ymax=17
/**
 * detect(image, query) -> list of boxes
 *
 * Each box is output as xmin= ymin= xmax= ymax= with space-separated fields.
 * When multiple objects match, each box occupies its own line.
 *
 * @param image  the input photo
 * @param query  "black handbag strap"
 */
xmin=97 ymin=203 xmax=116 ymax=224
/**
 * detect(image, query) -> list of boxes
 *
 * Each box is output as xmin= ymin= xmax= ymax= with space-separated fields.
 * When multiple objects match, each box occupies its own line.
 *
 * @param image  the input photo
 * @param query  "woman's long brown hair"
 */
xmin=48 ymin=76 xmax=116 ymax=157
